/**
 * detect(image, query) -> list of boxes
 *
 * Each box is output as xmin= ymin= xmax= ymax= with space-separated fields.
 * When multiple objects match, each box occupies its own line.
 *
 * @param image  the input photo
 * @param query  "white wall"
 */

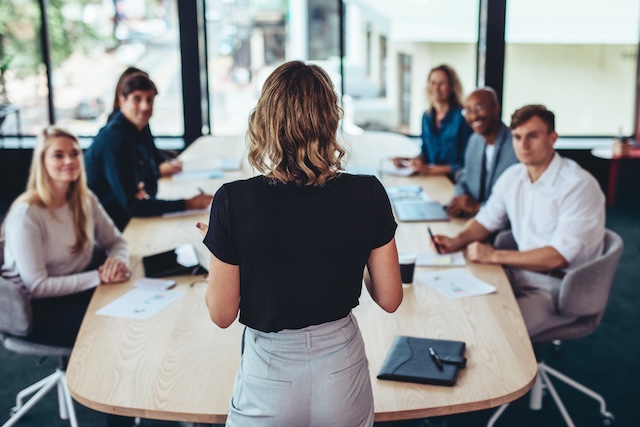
xmin=502 ymin=44 xmax=638 ymax=135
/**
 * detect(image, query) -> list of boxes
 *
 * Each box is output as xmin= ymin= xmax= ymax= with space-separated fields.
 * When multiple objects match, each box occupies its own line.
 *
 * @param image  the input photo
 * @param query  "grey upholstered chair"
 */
xmin=0 ymin=239 xmax=78 ymax=427
xmin=487 ymin=229 xmax=623 ymax=427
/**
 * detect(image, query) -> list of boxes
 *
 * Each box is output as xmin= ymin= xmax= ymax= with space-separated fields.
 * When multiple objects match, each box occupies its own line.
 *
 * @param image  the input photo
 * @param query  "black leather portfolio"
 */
xmin=142 ymin=243 xmax=202 ymax=278
xmin=377 ymin=336 xmax=467 ymax=386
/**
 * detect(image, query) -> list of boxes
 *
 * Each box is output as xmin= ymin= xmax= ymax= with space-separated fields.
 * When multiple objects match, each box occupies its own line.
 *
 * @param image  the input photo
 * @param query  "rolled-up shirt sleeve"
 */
xmin=548 ymin=179 xmax=605 ymax=267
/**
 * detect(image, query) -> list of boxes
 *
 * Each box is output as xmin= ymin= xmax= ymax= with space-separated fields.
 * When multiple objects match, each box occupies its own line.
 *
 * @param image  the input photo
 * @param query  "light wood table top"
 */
xmin=67 ymin=131 xmax=537 ymax=423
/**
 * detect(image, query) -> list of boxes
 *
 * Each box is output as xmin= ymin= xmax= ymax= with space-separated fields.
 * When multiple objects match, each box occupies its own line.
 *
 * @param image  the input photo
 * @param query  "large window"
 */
xmin=0 ymin=1 xmax=48 ymax=135
xmin=205 ymin=0 xmax=339 ymax=135
xmin=204 ymin=0 xmax=479 ymax=136
xmin=503 ymin=0 xmax=640 ymax=136
xmin=2 ymin=0 xmax=640 ymax=141
xmin=0 ymin=0 xmax=183 ymax=138
xmin=343 ymin=0 xmax=479 ymax=135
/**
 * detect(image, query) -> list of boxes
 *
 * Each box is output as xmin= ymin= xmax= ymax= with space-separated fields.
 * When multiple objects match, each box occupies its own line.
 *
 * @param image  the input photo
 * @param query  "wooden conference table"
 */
xmin=67 ymin=131 xmax=537 ymax=423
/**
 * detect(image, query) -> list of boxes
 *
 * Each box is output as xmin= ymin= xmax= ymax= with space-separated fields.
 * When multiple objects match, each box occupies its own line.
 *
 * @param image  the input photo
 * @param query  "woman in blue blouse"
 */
xmin=394 ymin=64 xmax=472 ymax=177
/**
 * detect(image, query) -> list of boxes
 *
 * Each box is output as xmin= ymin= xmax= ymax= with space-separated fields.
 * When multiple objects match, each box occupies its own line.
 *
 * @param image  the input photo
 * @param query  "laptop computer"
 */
xmin=391 ymin=198 xmax=449 ymax=222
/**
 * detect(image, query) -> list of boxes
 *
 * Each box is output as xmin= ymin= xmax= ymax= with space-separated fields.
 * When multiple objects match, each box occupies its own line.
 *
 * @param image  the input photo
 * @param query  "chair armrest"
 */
xmin=0 ymin=277 xmax=32 ymax=337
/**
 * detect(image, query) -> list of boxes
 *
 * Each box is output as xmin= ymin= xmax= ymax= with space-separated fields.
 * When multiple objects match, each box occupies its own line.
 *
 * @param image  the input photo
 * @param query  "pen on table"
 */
xmin=427 ymin=227 xmax=442 ymax=254
xmin=429 ymin=347 xmax=444 ymax=371
xmin=197 ymin=187 xmax=205 ymax=194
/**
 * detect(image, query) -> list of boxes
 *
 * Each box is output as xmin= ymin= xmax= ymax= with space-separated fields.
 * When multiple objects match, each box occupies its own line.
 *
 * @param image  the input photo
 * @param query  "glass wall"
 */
xmin=205 ymin=0 xmax=339 ymax=135
xmin=204 ymin=0 xmax=479 ymax=137
xmin=503 ymin=0 xmax=640 ymax=136
xmin=2 ymin=0 xmax=640 ymax=140
xmin=0 ymin=0 xmax=48 ymax=135
xmin=343 ymin=0 xmax=479 ymax=135
xmin=0 ymin=0 xmax=183 ymax=138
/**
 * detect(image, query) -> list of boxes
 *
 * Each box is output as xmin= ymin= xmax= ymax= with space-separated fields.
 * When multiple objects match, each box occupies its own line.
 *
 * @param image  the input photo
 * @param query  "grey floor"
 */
xmin=1 ymin=201 xmax=639 ymax=427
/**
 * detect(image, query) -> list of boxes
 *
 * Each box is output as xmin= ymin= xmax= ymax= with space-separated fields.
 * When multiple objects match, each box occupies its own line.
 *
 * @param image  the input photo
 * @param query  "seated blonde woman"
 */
xmin=1 ymin=126 xmax=130 ymax=347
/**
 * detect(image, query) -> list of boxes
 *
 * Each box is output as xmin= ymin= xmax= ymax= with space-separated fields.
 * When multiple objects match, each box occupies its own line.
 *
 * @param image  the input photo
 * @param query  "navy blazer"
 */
xmin=454 ymin=123 xmax=518 ymax=204
xmin=85 ymin=111 xmax=185 ymax=230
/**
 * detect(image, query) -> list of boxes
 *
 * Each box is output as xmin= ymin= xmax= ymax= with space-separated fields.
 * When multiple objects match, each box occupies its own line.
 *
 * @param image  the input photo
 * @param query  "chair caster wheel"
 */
xmin=601 ymin=411 xmax=615 ymax=426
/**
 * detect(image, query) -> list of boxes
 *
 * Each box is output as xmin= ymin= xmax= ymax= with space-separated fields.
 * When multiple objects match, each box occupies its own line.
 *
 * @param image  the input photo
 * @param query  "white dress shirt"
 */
xmin=475 ymin=153 xmax=605 ymax=271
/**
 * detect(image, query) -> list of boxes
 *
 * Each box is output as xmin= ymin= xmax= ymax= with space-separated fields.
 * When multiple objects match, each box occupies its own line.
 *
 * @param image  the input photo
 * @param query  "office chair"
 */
xmin=487 ymin=229 xmax=623 ymax=427
xmin=0 ymin=239 xmax=78 ymax=427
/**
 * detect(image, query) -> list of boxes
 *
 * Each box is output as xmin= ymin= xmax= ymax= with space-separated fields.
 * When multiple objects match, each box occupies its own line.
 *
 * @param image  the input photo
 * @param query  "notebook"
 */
xmin=391 ymin=198 xmax=449 ymax=222
xmin=377 ymin=336 xmax=467 ymax=386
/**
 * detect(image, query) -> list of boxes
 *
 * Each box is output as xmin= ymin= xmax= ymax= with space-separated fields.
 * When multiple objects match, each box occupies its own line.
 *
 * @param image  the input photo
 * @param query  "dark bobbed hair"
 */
xmin=112 ymin=67 xmax=149 ymax=112
xmin=246 ymin=61 xmax=346 ymax=186
xmin=510 ymin=104 xmax=555 ymax=133
xmin=118 ymin=71 xmax=157 ymax=103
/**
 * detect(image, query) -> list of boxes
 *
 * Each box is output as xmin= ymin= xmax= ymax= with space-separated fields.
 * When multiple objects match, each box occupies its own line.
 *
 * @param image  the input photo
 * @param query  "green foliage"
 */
xmin=0 ymin=0 xmax=105 ymax=80
xmin=0 ymin=0 xmax=40 ymax=78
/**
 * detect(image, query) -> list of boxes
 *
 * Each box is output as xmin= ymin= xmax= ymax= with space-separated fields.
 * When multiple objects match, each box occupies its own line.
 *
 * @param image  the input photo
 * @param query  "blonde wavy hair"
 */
xmin=9 ymin=126 xmax=91 ymax=253
xmin=246 ymin=61 xmax=346 ymax=186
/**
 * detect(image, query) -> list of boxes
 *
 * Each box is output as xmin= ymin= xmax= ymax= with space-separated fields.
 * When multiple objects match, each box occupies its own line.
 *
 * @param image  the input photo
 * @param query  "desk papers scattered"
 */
xmin=416 ymin=269 xmax=496 ymax=300
xmin=417 ymin=251 xmax=466 ymax=267
xmin=96 ymin=288 xmax=184 ymax=320
xmin=386 ymin=185 xmax=430 ymax=201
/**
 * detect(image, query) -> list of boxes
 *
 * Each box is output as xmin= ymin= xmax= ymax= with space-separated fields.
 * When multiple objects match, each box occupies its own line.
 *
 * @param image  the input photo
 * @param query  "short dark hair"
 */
xmin=510 ymin=104 xmax=555 ymax=133
xmin=119 ymin=72 xmax=157 ymax=100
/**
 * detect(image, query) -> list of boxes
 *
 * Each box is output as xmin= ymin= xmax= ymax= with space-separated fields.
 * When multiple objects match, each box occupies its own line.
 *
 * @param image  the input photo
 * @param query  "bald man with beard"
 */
xmin=447 ymin=88 xmax=518 ymax=218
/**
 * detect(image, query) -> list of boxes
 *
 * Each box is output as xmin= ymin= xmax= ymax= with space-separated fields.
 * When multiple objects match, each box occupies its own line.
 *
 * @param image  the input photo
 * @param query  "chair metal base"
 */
xmin=487 ymin=361 xmax=615 ymax=427
xmin=2 ymin=367 xmax=78 ymax=427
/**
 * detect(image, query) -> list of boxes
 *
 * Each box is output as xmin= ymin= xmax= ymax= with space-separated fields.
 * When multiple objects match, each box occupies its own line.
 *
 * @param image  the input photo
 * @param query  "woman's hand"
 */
xmin=159 ymin=159 xmax=183 ymax=177
xmin=196 ymin=222 xmax=209 ymax=237
xmin=99 ymin=257 xmax=131 ymax=284
xmin=135 ymin=182 xmax=150 ymax=200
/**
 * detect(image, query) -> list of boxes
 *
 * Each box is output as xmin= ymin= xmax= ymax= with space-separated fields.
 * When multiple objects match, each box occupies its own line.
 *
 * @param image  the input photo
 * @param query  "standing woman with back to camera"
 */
xmin=198 ymin=61 xmax=403 ymax=426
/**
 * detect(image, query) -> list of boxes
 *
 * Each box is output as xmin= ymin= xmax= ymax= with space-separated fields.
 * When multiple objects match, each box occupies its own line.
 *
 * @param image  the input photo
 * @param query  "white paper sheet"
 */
xmin=416 ymin=268 xmax=496 ymax=300
xmin=171 ymin=170 xmax=224 ymax=181
xmin=379 ymin=159 xmax=415 ymax=177
xmin=182 ymin=158 xmax=242 ymax=172
xmin=161 ymin=207 xmax=210 ymax=218
xmin=96 ymin=288 xmax=184 ymax=320
xmin=416 ymin=251 xmax=466 ymax=267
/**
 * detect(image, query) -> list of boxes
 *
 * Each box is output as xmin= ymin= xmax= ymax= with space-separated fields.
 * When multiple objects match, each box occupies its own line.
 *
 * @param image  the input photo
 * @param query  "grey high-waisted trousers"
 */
xmin=225 ymin=312 xmax=374 ymax=427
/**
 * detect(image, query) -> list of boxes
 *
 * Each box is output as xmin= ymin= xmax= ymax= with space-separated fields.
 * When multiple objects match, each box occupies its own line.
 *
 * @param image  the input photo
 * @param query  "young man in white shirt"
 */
xmin=433 ymin=105 xmax=605 ymax=336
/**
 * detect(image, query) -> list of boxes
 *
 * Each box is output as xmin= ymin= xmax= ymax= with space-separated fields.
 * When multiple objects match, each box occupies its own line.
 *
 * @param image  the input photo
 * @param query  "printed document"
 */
xmin=416 ymin=269 xmax=496 ymax=300
xmin=96 ymin=288 xmax=184 ymax=320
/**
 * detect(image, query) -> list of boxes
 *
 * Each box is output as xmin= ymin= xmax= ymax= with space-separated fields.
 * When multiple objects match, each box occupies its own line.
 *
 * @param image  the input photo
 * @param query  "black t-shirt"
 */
xmin=203 ymin=173 xmax=397 ymax=332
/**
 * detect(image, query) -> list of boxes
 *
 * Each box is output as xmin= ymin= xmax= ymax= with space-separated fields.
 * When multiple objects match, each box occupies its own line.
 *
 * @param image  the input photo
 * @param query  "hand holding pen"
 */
xmin=427 ymin=227 xmax=442 ymax=254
